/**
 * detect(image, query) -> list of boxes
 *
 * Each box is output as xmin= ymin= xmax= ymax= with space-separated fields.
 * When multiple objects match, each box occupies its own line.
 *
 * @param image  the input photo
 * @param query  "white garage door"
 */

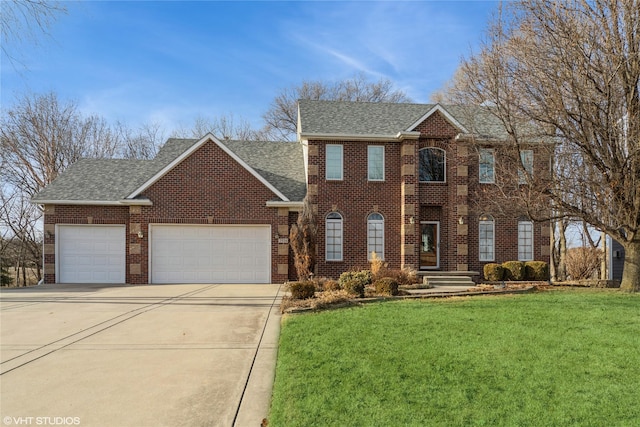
xmin=150 ymin=225 xmax=271 ymax=284
xmin=58 ymin=225 xmax=126 ymax=283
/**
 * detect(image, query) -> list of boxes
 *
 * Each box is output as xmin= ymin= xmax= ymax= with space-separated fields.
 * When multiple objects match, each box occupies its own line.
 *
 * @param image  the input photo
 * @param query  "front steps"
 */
xmin=419 ymin=271 xmax=479 ymax=287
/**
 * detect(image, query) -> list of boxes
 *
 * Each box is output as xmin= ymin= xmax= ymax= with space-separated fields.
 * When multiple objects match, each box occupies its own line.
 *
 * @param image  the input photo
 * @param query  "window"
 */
xmin=518 ymin=220 xmax=534 ymax=261
xmin=479 ymin=148 xmax=495 ymax=183
xmin=419 ymin=147 xmax=446 ymax=182
xmin=479 ymin=214 xmax=495 ymax=261
xmin=326 ymin=145 xmax=343 ymax=180
xmin=326 ymin=212 xmax=343 ymax=261
xmin=368 ymin=146 xmax=384 ymax=181
xmin=518 ymin=150 xmax=533 ymax=184
xmin=367 ymin=213 xmax=384 ymax=260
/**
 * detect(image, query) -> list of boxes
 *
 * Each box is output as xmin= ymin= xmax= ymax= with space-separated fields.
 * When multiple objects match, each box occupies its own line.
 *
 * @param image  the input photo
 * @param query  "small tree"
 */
xmin=289 ymin=196 xmax=317 ymax=280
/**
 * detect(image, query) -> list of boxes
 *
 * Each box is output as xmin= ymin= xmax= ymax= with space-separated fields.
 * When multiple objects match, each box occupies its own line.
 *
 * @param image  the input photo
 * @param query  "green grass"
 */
xmin=269 ymin=289 xmax=640 ymax=426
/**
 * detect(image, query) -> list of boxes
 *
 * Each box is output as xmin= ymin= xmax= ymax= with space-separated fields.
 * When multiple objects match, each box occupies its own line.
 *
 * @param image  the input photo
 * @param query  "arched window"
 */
xmin=367 ymin=213 xmax=384 ymax=260
xmin=479 ymin=214 xmax=495 ymax=262
xmin=325 ymin=212 xmax=343 ymax=261
xmin=419 ymin=147 xmax=446 ymax=182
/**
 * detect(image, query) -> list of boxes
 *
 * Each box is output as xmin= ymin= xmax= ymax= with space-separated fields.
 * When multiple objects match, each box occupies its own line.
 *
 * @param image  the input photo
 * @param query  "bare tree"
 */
xmin=263 ymin=73 xmax=412 ymax=141
xmin=1 ymin=0 xmax=67 ymax=68
xmin=289 ymin=196 xmax=317 ymax=280
xmin=441 ymin=0 xmax=640 ymax=291
xmin=171 ymin=113 xmax=269 ymax=141
xmin=114 ymin=121 xmax=164 ymax=160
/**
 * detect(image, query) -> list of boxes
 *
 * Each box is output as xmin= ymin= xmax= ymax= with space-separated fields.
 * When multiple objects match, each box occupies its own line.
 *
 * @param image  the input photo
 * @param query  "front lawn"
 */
xmin=269 ymin=289 xmax=640 ymax=426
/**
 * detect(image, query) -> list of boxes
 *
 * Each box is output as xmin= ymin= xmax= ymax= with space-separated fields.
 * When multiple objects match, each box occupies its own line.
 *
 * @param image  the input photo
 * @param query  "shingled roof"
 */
xmin=32 ymin=136 xmax=306 ymax=204
xmin=297 ymin=100 xmax=512 ymax=140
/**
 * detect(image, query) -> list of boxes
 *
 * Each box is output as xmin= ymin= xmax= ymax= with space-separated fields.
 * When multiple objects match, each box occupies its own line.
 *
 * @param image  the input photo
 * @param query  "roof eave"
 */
xmin=266 ymin=200 xmax=304 ymax=211
xmin=299 ymin=131 xmax=420 ymax=142
xmin=30 ymin=198 xmax=153 ymax=206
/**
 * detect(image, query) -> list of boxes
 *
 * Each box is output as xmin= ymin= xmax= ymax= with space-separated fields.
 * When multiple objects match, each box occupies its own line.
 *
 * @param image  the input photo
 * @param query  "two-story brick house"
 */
xmin=299 ymin=100 xmax=550 ymax=281
xmin=32 ymin=100 xmax=550 ymax=285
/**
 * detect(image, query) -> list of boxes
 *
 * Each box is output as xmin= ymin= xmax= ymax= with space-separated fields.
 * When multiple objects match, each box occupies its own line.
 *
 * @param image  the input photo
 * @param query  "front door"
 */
xmin=420 ymin=222 xmax=439 ymax=269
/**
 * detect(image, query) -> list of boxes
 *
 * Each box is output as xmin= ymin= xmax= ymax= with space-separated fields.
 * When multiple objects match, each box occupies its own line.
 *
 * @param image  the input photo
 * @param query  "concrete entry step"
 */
xmin=419 ymin=271 xmax=479 ymax=287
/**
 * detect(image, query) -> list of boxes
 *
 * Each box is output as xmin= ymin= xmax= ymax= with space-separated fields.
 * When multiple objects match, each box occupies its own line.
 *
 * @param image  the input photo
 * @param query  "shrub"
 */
xmin=391 ymin=267 xmax=418 ymax=286
xmin=322 ymin=279 xmax=341 ymax=291
xmin=287 ymin=281 xmax=316 ymax=299
xmin=341 ymin=279 xmax=365 ymax=298
xmin=339 ymin=270 xmax=372 ymax=288
xmin=484 ymin=263 xmax=505 ymax=281
xmin=525 ymin=261 xmax=550 ymax=281
xmin=369 ymin=252 xmax=388 ymax=280
xmin=373 ymin=277 xmax=399 ymax=296
xmin=502 ymin=261 xmax=526 ymax=281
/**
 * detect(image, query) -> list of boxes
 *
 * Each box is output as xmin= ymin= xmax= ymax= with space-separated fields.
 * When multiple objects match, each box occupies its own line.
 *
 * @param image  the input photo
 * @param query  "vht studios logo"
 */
xmin=3 ymin=417 xmax=81 ymax=426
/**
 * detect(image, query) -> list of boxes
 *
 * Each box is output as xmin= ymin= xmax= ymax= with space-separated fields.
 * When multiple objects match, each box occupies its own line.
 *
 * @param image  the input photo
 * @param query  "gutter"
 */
xmin=299 ymin=131 xmax=420 ymax=142
xmin=29 ymin=198 xmax=153 ymax=206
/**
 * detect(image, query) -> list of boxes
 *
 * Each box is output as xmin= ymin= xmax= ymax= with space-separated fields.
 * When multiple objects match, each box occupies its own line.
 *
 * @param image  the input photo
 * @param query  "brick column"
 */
xmin=43 ymin=205 xmax=56 ymax=283
xmin=454 ymin=144 xmax=470 ymax=271
xmin=128 ymin=205 xmax=146 ymax=284
xmin=401 ymin=141 xmax=418 ymax=269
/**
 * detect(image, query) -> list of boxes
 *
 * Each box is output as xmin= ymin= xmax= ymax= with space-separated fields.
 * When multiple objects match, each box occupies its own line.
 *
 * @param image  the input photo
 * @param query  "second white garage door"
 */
xmin=150 ymin=225 xmax=271 ymax=284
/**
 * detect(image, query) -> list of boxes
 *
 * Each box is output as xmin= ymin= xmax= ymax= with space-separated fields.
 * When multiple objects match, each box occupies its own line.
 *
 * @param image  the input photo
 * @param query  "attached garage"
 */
xmin=150 ymin=225 xmax=271 ymax=284
xmin=57 ymin=225 xmax=126 ymax=283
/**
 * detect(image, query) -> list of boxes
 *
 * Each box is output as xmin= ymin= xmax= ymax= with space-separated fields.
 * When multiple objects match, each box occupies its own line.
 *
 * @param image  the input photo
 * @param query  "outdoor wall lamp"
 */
xmin=458 ymin=217 xmax=465 ymax=225
xmin=45 ymin=230 xmax=53 ymax=238
xmin=409 ymin=216 xmax=415 ymax=224
xmin=275 ymin=233 xmax=280 ymax=240
xmin=137 ymin=231 xmax=144 ymax=239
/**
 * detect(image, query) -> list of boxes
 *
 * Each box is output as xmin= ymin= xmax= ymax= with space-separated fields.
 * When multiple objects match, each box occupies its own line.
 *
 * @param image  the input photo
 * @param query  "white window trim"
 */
xmin=325 ymin=213 xmax=343 ymax=261
xmin=518 ymin=150 xmax=533 ymax=184
xmin=518 ymin=220 xmax=534 ymax=261
xmin=418 ymin=147 xmax=447 ymax=183
xmin=326 ymin=144 xmax=343 ymax=181
xmin=479 ymin=217 xmax=495 ymax=262
xmin=479 ymin=148 xmax=495 ymax=184
xmin=367 ymin=145 xmax=385 ymax=181
xmin=367 ymin=213 xmax=384 ymax=260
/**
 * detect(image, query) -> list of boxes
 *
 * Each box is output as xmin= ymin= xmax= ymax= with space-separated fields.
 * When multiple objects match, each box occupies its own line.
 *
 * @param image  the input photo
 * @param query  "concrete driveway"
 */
xmin=0 ymin=283 xmax=283 ymax=427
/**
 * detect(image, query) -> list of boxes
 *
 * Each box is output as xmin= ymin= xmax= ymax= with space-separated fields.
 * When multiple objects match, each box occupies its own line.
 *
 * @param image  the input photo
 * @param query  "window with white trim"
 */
xmin=518 ymin=220 xmax=534 ymax=261
xmin=367 ymin=213 xmax=384 ymax=260
xmin=326 ymin=144 xmax=343 ymax=180
xmin=479 ymin=214 xmax=495 ymax=261
xmin=479 ymin=148 xmax=495 ymax=183
xmin=419 ymin=147 xmax=446 ymax=182
xmin=368 ymin=146 xmax=384 ymax=181
xmin=518 ymin=150 xmax=533 ymax=184
xmin=326 ymin=212 xmax=343 ymax=261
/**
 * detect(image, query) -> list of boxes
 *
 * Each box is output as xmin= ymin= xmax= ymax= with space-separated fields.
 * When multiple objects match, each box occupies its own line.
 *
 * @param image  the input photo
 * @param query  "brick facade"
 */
xmin=44 ymin=139 xmax=290 ymax=284
xmin=310 ymin=111 xmax=551 ymax=281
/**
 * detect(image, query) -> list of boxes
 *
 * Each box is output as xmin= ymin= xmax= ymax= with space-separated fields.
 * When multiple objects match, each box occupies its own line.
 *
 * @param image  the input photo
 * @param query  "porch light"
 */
xmin=137 ymin=230 xmax=144 ymax=239
xmin=458 ymin=217 xmax=465 ymax=225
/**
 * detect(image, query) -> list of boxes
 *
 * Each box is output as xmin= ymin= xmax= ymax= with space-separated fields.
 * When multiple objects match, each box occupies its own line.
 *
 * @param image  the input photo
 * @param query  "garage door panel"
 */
xmin=58 ymin=225 xmax=125 ymax=284
xmin=151 ymin=225 xmax=270 ymax=284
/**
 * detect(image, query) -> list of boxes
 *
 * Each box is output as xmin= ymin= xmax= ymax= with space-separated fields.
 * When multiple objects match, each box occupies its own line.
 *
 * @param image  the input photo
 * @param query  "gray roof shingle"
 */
xmin=298 ymin=100 xmax=511 ymax=140
xmin=31 ymin=137 xmax=306 ymax=204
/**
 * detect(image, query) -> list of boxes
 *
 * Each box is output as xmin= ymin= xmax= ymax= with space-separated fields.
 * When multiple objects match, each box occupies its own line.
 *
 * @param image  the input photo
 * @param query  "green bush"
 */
xmin=373 ymin=277 xmax=399 ymax=296
xmin=483 ymin=263 xmax=505 ymax=281
xmin=525 ymin=261 xmax=550 ymax=281
xmin=339 ymin=270 xmax=372 ymax=288
xmin=341 ymin=279 xmax=365 ymax=298
xmin=287 ymin=281 xmax=316 ymax=299
xmin=502 ymin=261 xmax=526 ymax=281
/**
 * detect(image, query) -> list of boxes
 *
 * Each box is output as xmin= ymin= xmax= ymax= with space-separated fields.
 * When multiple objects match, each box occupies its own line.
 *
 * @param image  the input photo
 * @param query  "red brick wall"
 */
xmin=310 ymin=111 xmax=550 ymax=281
xmin=43 ymin=139 xmax=289 ymax=284
xmin=309 ymin=139 xmax=403 ymax=279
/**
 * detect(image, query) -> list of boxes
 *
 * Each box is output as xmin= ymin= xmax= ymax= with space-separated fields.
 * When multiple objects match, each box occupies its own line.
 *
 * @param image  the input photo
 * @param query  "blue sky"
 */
xmin=1 ymin=1 xmax=497 ymax=134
